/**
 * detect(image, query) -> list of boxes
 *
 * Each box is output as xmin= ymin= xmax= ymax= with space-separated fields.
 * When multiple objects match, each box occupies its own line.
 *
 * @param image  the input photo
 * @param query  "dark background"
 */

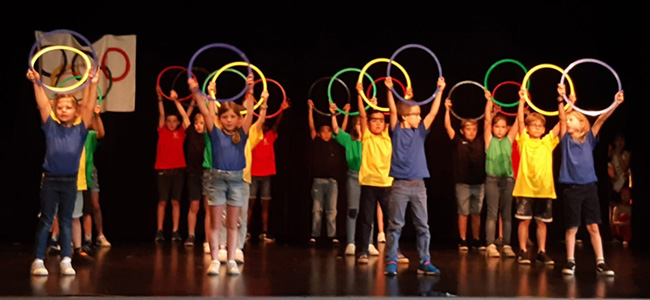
xmin=2 ymin=3 xmax=648 ymax=249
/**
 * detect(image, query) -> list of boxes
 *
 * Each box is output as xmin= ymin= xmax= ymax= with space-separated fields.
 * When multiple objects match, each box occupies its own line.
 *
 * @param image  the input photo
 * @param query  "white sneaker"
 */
xmin=226 ymin=260 xmax=240 ymax=275
xmin=344 ymin=243 xmax=355 ymax=256
xmin=31 ymin=259 xmax=48 ymax=276
xmin=235 ymin=249 xmax=244 ymax=264
xmin=503 ymin=245 xmax=516 ymax=258
xmin=203 ymin=242 xmax=210 ymax=254
xmin=377 ymin=232 xmax=386 ymax=243
xmin=207 ymin=260 xmax=220 ymax=275
xmin=217 ymin=248 xmax=227 ymax=263
xmin=60 ymin=258 xmax=76 ymax=276
xmin=368 ymin=244 xmax=380 ymax=256
xmin=96 ymin=235 xmax=111 ymax=247
xmin=486 ymin=244 xmax=500 ymax=258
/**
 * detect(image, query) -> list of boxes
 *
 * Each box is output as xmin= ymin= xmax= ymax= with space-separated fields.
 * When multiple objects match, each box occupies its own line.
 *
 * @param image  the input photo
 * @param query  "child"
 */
xmin=249 ymin=99 xmax=290 ymax=242
xmin=189 ymin=73 xmax=260 ymax=276
xmin=384 ymin=76 xmax=445 ymax=276
xmin=328 ymin=102 xmax=379 ymax=257
xmin=182 ymin=98 xmax=204 ymax=246
xmin=483 ymin=91 xmax=518 ymax=258
xmin=81 ymin=104 xmax=110 ymax=251
xmin=558 ymin=84 xmax=623 ymax=276
xmin=27 ymin=68 xmax=98 ymax=276
xmin=512 ymin=87 xmax=560 ymax=265
xmin=154 ymin=87 xmax=190 ymax=243
xmin=353 ymin=81 xmax=392 ymax=264
xmin=444 ymin=98 xmax=486 ymax=252
xmin=611 ymin=185 xmax=631 ymax=246
xmin=307 ymin=98 xmax=344 ymax=245
xmin=608 ymin=132 xmax=631 ymax=204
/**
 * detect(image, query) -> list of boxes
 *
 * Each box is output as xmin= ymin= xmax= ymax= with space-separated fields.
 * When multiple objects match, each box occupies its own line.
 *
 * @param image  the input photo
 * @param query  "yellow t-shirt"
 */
xmin=359 ymin=127 xmax=393 ymax=187
xmin=512 ymin=129 xmax=559 ymax=199
xmin=243 ymin=124 xmax=264 ymax=184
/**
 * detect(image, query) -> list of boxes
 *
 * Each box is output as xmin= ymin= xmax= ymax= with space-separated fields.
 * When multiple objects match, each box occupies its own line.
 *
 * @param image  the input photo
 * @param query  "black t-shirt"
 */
xmin=185 ymin=125 xmax=206 ymax=174
xmin=451 ymin=134 xmax=486 ymax=184
xmin=309 ymin=137 xmax=343 ymax=179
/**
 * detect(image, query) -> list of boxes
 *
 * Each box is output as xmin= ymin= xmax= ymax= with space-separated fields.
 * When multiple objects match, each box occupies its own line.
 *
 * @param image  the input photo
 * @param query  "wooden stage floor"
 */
xmin=1 ymin=238 xmax=648 ymax=299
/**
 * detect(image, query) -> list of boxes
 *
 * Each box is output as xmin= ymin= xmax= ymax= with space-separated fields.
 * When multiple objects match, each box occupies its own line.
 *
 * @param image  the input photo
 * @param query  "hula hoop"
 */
xmin=328 ymin=67 xmax=376 ymax=115
xmin=560 ymin=58 xmax=622 ymax=117
xmin=34 ymin=45 xmax=67 ymax=78
xmin=387 ymin=44 xmax=442 ymax=105
xmin=157 ymin=66 xmax=197 ymax=101
xmin=366 ymin=77 xmax=406 ymax=116
xmin=100 ymin=47 xmax=131 ymax=82
xmin=484 ymin=58 xmax=530 ymax=107
xmin=308 ymin=76 xmax=347 ymax=117
xmin=55 ymin=75 xmax=103 ymax=105
xmin=31 ymin=46 xmax=91 ymax=94
xmin=187 ymin=43 xmax=251 ymax=102
xmin=211 ymin=61 xmax=267 ymax=114
xmin=29 ymin=29 xmax=98 ymax=94
xmin=522 ymin=64 xmax=574 ymax=116
xmin=491 ymin=81 xmax=529 ymax=117
xmin=203 ymin=68 xmax=247 ymax=94
xmin=447 ymin=80 xmax=487 ymax=121
xmin=252 ymin=78 xmax=287 ymax=119
xmin=357 ymin=58 xmax=411 ymax=112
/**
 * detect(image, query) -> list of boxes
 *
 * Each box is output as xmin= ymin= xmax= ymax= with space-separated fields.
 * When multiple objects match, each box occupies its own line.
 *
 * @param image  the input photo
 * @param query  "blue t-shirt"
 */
xmin=389 ymin=122 xmax=430 ymax=180
xmin=558 ymin=131 xmax=598 ymax=184
xmin=209 ymin=127 xmax=248 ymax=171
xmin=41 ymin=116 xmax=88 ymax=175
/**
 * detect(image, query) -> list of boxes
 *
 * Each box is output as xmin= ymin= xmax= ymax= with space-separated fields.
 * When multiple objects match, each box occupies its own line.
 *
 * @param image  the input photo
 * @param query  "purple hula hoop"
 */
xmin=560 ymin=58 xmax=622 ymax=117
xmin=187 ymin=43 xmax=251 ymax=102
xmin=387 ymin=43 xmax=442 ymax=105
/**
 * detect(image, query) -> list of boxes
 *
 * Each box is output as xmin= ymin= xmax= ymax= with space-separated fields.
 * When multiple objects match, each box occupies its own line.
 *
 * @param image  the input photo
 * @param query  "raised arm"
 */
xmin=592 ymin=91 xmax=624 ymax=136
xmin=484 ymin=90 xmax=494 ymax=147
xmin=271 ymin=98 xmax=290 ymax=133
xmin=356 ymin=82 xmax=368 ymax=136
xmin=443 ymin=98 xmax=455 ymax=140
xmin=340 ymin=103 xmax=350 ymax=132
xmin=386 ymin=77 xmax=398 ymax=131
xmin=27 ymin=69 xmax=53 ymax=123
xmin=241 ymin=74 xmax=259 ymax=134
xmin=172 ymin=90 xmax=191 ymax=130
xmin=188 ymin=78 xmax=214 ymax=132
xmin=423 ymin=77 xmax=445 ymax=130
xmin=79 ymin=71 xmax=99 ymax=129
xmin=329 ymin=102 xmax=341 ymax=134
xmin=307 ymin=99 xmax=317 ymax=140
xmin=252 ymin=92 xmax=269 ymax=131
xmin=92 ymin=104 xmax=105 ymax=139
xmin=157 ymin=86 xmax=166 ymax=128
xmin=517 ymin=87 xmax=527 ymax=134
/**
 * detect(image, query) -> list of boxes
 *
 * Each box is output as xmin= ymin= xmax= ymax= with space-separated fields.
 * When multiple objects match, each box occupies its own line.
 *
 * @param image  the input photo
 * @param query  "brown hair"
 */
xmin=525 ymin=112 xmax=546 ymax=126
xmin=217 ymin=102 xmax=244 ymax=144
xmin=567 ymin=110 xmax=590 ymax=143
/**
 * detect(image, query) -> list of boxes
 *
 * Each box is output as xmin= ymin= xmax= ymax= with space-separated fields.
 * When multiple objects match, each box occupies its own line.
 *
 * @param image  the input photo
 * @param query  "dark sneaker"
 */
xmin=73 ymin=249 xmax=94 ymax=264
xmin=48 ymin=238 xmax=61 ymax=255
xmin=472 ymin=239 xmax=486 ymax=251
xmin=536 ymin=251 xmax=555 ymax=265
xmin=494 ymin=237 xmax=504 ymax=247
xmin=596 ymin=263 xmax=615 ymax=276
xmin=562 ymin=261 xmax=576 ymax=275
xmin=384 ymin=261 xmax=397 ymax=276
xmin=171 ymin=231 xmax=182 ymax=242
xmin=155 ymin=230 xmax=165 ymax=243
xmin=82 ymin=240 xmax=93 ymax=253
xmin=308 ymin=237 xmax=316 ymax=246
xmin=417 ymin=260 xmax=440 ymax=275
xmin=184 ymin=235 xmax=195 ymax=247
xmin=518 ymin=250 xmax=531 ymax=264
xmin=458 ymin=239 xmax=469 ymax=252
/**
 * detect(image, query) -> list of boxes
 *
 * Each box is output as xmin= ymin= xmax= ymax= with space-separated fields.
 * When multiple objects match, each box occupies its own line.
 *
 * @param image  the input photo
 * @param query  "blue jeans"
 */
xmin=484 ymin=175 xmax=514 ymax=245
xmin=311 ymin=178 xmax=338 ymax=238
xmin=34 ymin=174 xmax=77 ymax=259
xmin=345 ymin=171 xmax=374 ymax=245
xmin=356 ymin=185 xmax=390 ymax=256
xmin=386 ymin=179 xmax=430 ymax=263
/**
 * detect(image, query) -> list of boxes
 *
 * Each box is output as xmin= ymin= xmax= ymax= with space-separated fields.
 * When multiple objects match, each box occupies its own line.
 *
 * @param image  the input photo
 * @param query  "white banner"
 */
xmin=34 ymin=30 xmax=136 ymax=112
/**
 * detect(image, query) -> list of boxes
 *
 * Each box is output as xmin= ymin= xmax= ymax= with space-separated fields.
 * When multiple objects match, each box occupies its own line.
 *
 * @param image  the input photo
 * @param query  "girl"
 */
xmin=27 ymin=68 xmax=98 ymax=276
xmin=189 ymin=73 xmax=267 ymax=276
xmin=557 ymin=83 xmax=623 ymax=276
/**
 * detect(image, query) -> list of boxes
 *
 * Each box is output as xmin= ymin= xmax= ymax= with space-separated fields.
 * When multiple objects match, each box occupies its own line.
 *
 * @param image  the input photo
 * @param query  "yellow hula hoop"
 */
xmin=522 ymin=64 xmax=574 ymax=116
xmin=358 ymin=58 xmax=411 ymax=112
xmin=211 ymin=61 xmax=267 ymax=114
xmin=31 ymin=45 xmax=91 ymax=93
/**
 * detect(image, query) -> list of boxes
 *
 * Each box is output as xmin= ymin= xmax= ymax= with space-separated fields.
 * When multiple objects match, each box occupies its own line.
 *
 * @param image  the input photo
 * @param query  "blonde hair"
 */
xmin=525 ymin=112 xmax=546 ymax=126
xmin=217 ymin=102 xmax=244 ymax=144
xmin=567 ymin=110 xmax=590 ymax=143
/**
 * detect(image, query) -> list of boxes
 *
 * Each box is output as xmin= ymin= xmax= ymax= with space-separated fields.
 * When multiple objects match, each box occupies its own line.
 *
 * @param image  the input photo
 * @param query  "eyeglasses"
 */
xmin=528 ymin=123 xmax=544 ymax=128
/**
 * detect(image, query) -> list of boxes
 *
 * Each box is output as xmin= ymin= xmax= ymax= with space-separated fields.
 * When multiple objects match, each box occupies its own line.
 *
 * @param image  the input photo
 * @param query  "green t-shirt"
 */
xmin=333 ymin=130 xmax=362 ymax=172
xmin=84 ymin=130 xmax=99 ymax=188
xmin=485 ymin=136 xmax=513 ymax=177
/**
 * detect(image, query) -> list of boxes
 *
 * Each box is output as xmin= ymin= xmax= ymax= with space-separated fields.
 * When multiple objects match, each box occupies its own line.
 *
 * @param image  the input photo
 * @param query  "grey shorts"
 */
xmin=250 ymin=175 xmax=272 ymax=200
xmin=455 ymin=183 xmax=485 ymax=215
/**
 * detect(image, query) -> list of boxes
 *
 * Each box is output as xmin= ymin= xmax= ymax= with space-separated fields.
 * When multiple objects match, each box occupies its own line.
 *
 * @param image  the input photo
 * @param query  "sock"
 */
xmin=84 ymin=234 xmax=92 ymax=242
xmin=596 ymin=257 xmax=605 ymax=265
xmin=188 ymin=232 xmax=195 ymax=237
xmin=51 ymin=235 xmax=58 ymax=242
xmin=567 ymin=257 xmax=575 ymax=263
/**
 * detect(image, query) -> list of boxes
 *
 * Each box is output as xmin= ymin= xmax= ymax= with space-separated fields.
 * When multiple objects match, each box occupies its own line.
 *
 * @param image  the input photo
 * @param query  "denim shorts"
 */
xmin=204 ymin=168 xmax=245 ymax=207
xmin=251 ymin=175 xmax=272 ymax=200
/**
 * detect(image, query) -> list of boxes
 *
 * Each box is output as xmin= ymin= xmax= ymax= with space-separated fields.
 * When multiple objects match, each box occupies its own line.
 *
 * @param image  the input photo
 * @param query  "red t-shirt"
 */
xmin=512 ymin=139 xmax=521 ymax=179
xmin=251 ymin=130 xmax=278 ymax=176
xmin=155 ymin=126 xmax=187 ymax=170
